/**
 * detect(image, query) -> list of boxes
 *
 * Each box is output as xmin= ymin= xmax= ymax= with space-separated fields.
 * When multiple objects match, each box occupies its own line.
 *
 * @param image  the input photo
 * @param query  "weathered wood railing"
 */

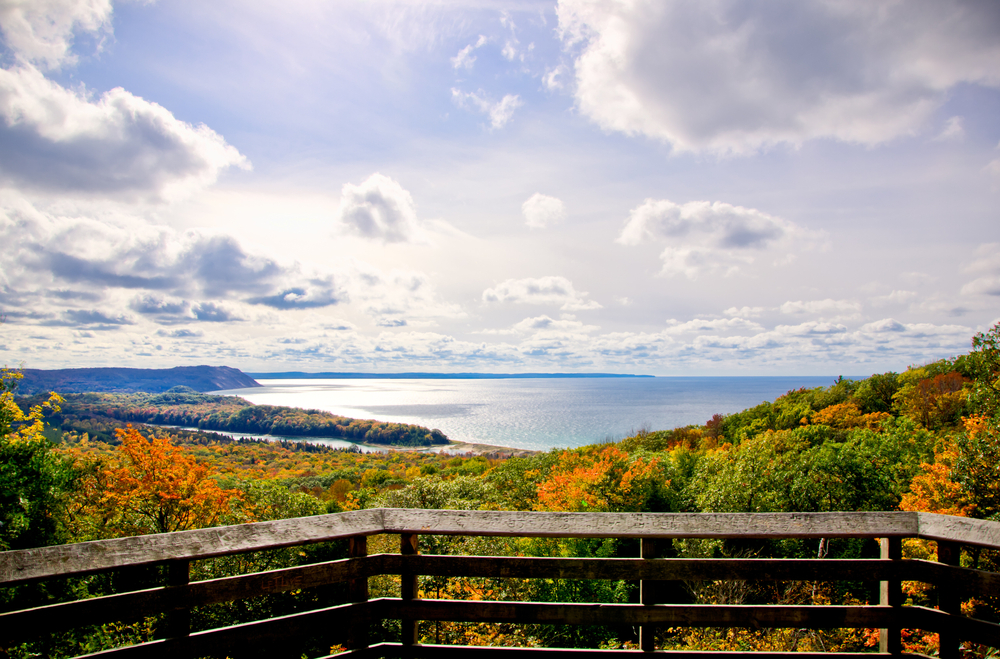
xmin=1 ymin=510 xmax=998 ymax=658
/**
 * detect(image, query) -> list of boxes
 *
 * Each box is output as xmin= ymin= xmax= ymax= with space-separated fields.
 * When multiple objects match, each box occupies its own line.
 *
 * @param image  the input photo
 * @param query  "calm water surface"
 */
xmin=215 ymin=377 xmax=845 ymax=452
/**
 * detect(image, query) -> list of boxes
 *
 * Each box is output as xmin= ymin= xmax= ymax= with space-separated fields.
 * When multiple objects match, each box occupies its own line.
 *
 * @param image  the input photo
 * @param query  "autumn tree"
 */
xmin=535 ymin=445 xmax=663 ymax=513
xmin=893 ymin=369 xmax=969 ymax=429
xmin=71 ymin=425 xmax=243 ymax=538
xmin=0 ymin=368 xmax=74 ymax=550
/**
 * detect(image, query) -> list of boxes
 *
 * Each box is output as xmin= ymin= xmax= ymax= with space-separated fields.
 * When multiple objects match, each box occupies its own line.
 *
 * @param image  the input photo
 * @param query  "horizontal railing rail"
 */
xmin=1 ymin=510 xmax=998 ymax=658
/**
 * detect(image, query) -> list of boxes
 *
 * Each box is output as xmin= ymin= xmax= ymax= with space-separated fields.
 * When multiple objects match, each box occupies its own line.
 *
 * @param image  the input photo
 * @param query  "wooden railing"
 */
xmin=1 ymin=510 xmax=999 ymax=658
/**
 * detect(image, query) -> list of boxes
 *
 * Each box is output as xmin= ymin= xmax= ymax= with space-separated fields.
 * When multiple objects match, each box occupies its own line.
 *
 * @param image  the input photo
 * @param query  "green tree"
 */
xmin=965 ymin=322 xmax=1000 ymax=418
xmin=0 ymin=368 xmax=75 ymax=551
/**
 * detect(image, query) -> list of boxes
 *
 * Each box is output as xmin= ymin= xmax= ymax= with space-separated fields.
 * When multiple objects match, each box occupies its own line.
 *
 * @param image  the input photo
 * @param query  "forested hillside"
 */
xmin=14 ymin=366 xmax=260 ymax=395
xmin=28 ymin=388 xmax=449 ymax=448
xmin=1 ymin=323 xmax=998 ymax=657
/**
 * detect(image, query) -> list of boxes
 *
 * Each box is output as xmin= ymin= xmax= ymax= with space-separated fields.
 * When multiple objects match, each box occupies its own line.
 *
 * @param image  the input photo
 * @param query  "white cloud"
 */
xmin=780 ymin=299 xmax=861 ymax=316
xmin=0 ymin=0 xmax=113 ymax=70
xmin=335 ymin=173 xmax=425 ymax=244
xmin=522 ymin=192 xmax=565 ymax=229
xmin=0 ymin=65 xmax=250 ymax=200
xmin=450 ymin=36 xmax=486 ymax=70
xmin=868 ymin=290 xmax=917 ymax=307
xmin=557 ymin=0 xmax=1000 ymax=154
xmin=861 ymin=318 xmax=906 ymax=333
xmin=935 ymin=116 xmax=965 ymax=141
xmin=724 ymin=306 xmax=765 ymax=317
xmin=482 ymin=276 xmax=601 ymax=311
xmin=617 ymin=198 xmax=821 ymax=277
xmin=451 ymin=88 xmax=522 ymax=129
xmin=511 ymin=315 xmax=598 ymax=334
xmin=962 ymin=277 xmax=1000 ymax=297
xmin=961 ymin=243 xmax=1000 ymax=296
xmin=0 ymin=194 xmax=349 ymax=325
xmin=543 ymin=64 xmax=568 ymax=91
xmin=774 ymin=321 xmax=848 ymax=337
xmin=451 ymin=44 xmax=477 ymax=70
xmin=665 ymin=317 xmax=764 ymax=334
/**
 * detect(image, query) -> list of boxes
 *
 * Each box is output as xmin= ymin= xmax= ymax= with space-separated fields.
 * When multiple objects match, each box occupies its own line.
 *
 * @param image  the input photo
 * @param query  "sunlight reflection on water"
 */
xmin=215 ymin=376 xmax=843 ymax=452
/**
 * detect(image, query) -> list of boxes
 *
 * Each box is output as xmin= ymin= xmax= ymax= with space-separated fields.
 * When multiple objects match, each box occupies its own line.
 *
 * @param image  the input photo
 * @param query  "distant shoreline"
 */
xmin=247 ymin=372 xmax=654 ymax=380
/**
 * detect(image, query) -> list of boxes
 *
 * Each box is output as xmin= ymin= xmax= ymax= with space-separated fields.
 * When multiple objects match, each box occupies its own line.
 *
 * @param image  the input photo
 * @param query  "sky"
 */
xmin=0 ymin=0 xmax=998 ymax=376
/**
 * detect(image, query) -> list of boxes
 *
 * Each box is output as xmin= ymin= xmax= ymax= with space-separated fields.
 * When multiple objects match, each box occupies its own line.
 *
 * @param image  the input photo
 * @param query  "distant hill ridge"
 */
xmin=248 ymin=372 xmax=653 ymax=379
xmin=15 ymin=366 xmax=260 ymax=395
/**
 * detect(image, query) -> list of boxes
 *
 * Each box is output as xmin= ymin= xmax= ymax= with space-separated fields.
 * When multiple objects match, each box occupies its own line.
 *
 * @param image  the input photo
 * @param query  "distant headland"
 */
xmin=246 ymin=372 xmax=655 ymax=380
xmin=14 ymin=366 xmax=261 ymax=395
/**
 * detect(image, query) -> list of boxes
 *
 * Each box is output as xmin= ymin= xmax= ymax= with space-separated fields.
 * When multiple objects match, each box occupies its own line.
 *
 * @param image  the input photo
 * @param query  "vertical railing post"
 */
xmin=164 ymin=559 xmax=190 ymax=642
xmin=640 ymin=538 xmax=658 ymax=652
xmin=347 ymin=535 xmax=369 ymax=650
xmin=879 ymin=537 xmax=902 ymax=656
xmin=400 ymin=533 xmax=419 ymax=648
xmin=937 ymin=540 xmax=961 ymax=659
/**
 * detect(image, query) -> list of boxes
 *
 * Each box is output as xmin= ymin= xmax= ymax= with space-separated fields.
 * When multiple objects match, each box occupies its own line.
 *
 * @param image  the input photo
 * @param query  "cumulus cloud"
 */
xmin=0 ymin=0 xmax=113 ymax=70
xmin=557 ymin=0 xmax=1000 ymax=154
xmin=935 ymin=116 xmax=965 ymax=141
xmin=868 ymin=290 xmax=917 ymax=307
xmin=129 ymin=294 xmax=188 ymax=316
xmin=451 ymin=35 xmax=486 ymax=70
xmin=961 ymin=243 xmax=1000 ymax=296
xmin=482 ymin=276 xmax=601 ymax=311
xmin=617 ymin=198 xmax=821 ymax=277
xmin=861 ymin=318 xmax=906 ymax=333
xmin=780 ymin=299 xmax=862 ymax=316
xmin=451 ymin=88 xmax=522 ymax=129
xmin=193 ymin=302 xmax=242 ymax=322
xmin=724 ymin=306 xmax=765 ymax=317
xmin=0 ymin=65 xmax=250 ymax=199
xmin=63 ymin=309 xmax=132 ymax=326
xmin=336 ymin=173 xmax=425 ymax=244
xmin=522 ymin=193 xmax=565 ymax=229
xmin=247 ymin=279 xmax=346 ymax=310
xmin=0 ymin=195 xmax=348 ymax=330
xmin=665 ymin=317 xmax=764 ymax=334
xmin=511 ymin=315 xmax=599 ymax=334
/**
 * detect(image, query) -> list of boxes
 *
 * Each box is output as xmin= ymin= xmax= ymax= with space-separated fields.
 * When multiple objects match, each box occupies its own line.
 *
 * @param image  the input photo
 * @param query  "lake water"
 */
xmin=215 ymin=376 xmax=846 ymax=452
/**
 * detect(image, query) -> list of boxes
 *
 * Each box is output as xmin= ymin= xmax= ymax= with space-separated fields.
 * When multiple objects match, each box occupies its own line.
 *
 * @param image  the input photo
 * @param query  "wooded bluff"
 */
xmin=31 ymin=388 xmax=449 ymax=447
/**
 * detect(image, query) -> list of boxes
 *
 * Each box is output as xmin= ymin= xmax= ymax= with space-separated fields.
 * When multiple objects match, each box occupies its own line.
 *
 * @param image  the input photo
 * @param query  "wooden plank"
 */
xmin=383 ymin=555 xmax=897 ymax=583
xmin=0 ymin=509 xmax=385 ymax=585
xmin=936 ymin=541 xmax=962 ymax=659
xmin=348 ymin=535 xmax=370 ymax=651
xmin=378 ymin=599 xmax=898 ymax=628
xmin=0 ymin=553 xmax=904 ymax=645
xmin=879 ymin=537 xmax=902 ymax=656
xmin=916 ymin=513 xmax=1000 ymax=549
xmin=12 ymin=509 xmax=1000 ymax=588
xmin=906 ymin=606 xmax=1000 ymax=649
xmin=0 ymin=556 xmax=384 ymax=644
xmin=904 ymin=560 xmax=1000 ymax=598
xmin=77 ymin=600 xmax=377 ymax=659
xmin=381 ymin=510 xmax=919 ymax=540
xmin=352 ymin=646 xmax=902 ymax=658
xmin=640 ymin=538 xmax=658 ymax=652
xmin=400 ymin=533 xmax=419 ymax=646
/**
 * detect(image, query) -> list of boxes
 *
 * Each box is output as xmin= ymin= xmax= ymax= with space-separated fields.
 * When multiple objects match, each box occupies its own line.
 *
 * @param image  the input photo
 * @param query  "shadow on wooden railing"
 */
xmin=1 ymin=510 xmax=999 ymax=658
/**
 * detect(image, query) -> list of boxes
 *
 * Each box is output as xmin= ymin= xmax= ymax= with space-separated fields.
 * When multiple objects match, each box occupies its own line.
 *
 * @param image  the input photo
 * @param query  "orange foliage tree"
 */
xmin=71 ymin=425 xmax=243 ymax=538
xmin=535 ymin=445 xmax=663 ymax=512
